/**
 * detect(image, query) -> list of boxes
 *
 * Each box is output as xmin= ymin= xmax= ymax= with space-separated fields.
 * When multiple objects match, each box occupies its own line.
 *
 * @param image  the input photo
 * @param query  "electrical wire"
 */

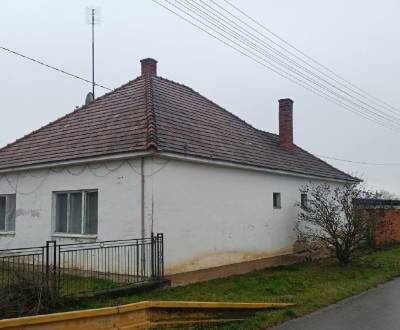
xmin=0 ymin=46 xmax=112 ymax=91
xmin=0 ymin=153 xmax=397 ymax=196
xmin=152 ymin=0 xmax=400 ymax=133
xmin=3 ymin=170 xmax=51 ymax=195
xmin=153 ymin=0 xmax=400 ymax=131
xmin=0 ymin=159 xmax=169 ymax=195
xmin=2 ymin=10 xmax=400 ymax=133
xmin=164 ymin=0 xmax=400 ymax=129
xmin=127 ymin=159 xmax=170 ymax=177
xmin=0 ymin=45 xmax=143 ymax=106
xmin=1 ymin=5 xmax=398 ymax=176
xmin=316 ymin=154 xmax=400 ymax=166
xmin=189 ymin=0 xmax=400 ymax=122
xmin=222 ymin=0 xmax=400 ymax=116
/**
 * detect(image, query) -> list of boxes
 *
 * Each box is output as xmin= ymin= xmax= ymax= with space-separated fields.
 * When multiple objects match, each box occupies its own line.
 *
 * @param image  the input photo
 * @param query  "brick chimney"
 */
xmin=279 ymin=98 xmax=294 ymax=151
xmin=141 ymin=58 xmax=157 ymax=76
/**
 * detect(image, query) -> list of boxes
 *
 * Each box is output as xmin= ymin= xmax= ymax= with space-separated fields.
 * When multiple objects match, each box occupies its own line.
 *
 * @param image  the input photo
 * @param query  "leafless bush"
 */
xmin=0 ymin=267 xmax=65 ymax=318
xmin=296 ymin=183 xmax=373 ymax=266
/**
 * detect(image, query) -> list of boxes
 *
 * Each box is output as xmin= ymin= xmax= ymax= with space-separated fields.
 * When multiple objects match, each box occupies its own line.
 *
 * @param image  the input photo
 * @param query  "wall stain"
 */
xmin=165 ymin=247 xmax=293 ymax=274
xmin=16 ymin=209 xmax=41 ymax=218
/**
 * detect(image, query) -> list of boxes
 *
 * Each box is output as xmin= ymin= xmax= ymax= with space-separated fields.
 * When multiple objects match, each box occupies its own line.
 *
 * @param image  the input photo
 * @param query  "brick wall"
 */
xmin=372 ymin=208 xmax=400 ymax=246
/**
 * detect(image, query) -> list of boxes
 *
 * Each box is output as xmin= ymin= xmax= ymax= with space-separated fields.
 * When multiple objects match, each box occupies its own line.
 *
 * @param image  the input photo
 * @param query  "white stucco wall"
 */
xmin=144 ymin=157 xmax=333 ymax=274
xmin=0 ymin=160 xmax=142 ymax=249
xmin=0 ymin=155 xmax=340 ymax=275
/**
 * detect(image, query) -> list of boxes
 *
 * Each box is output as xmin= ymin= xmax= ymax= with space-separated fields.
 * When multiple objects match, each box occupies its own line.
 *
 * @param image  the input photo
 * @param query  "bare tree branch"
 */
xmin=296 ymin=183 xmax=374 ymax=266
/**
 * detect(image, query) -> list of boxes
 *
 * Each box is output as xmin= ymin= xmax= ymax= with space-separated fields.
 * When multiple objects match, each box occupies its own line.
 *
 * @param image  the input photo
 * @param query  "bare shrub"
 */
xmin=296 ymin=183 xmax=373 ymax=266
xmin=0 ymin=268 xmax=65 ymax=318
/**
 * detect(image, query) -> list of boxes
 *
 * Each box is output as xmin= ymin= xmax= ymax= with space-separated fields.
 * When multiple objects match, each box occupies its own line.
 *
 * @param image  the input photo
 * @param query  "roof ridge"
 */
xmin=152 ymin=76 xmax=357 ymax=182
xmin=144 ymin=75 xmax=157 ymax=150
xmin=153 ymin=76 xmax=293 ymax=144
xmin=0 ymin=70 xmax=357 ymax=182
xmin=0 ymin=76 xmax=144 ymax=153
xmin=153 ymin=76 xmax=266 ymax=134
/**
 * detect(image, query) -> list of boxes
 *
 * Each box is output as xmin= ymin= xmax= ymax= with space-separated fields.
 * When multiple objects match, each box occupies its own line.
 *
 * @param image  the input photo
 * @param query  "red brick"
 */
xmin=372 ymin=209 xmax=400 ymax=246
xmin=279 ymin=98 xmax=294 ymax=151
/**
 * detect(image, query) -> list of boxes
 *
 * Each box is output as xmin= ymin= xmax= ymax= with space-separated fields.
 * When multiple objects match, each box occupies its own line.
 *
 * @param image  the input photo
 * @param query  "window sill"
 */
xmin=0 ymin=231 xmax=16 ymax=236
xmin=52 ymin=233 xmax=97 ymax=239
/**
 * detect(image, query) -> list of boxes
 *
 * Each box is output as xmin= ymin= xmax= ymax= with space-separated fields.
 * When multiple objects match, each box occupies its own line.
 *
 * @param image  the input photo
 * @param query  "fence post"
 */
xmin=45 ymin=241 xmax=50 ymax=279
xmin=156 ymin=233 xmax=159 ymax=279
xmin=157 ymin=233 xmax=164 ymax=279
xmin=136 ymin=240 xmax=139 ymax=280
xmin=45 ymin=241 xmax=57 ymax=293
xmin=151 ymin=232 xmax=155 ymax=278
xmin=53 ymin=240 xmax=57 ymax=289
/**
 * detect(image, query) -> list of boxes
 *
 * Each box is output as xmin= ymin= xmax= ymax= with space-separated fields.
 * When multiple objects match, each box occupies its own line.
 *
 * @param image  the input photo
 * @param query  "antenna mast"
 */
xmin=86 ymin=7 xmax=100 ymax=101
xmin=91 ymin=8 xmax=95 ymax=98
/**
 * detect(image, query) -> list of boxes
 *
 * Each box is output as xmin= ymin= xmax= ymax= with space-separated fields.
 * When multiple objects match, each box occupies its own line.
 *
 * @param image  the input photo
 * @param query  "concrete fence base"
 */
xmin=168 ymin=253 xmax=302 ymax=286
xmin=0 ymin=301 xmax=295 ymax=330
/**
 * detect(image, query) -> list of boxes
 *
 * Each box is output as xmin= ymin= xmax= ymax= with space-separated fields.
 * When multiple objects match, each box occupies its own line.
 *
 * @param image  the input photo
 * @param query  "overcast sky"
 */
xmin=1 ymin=0 xmax=399 ymax=195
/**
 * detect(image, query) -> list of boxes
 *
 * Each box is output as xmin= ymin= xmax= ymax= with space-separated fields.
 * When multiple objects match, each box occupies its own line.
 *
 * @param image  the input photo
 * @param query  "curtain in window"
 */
xmin=55 ymin=193 xmax=68 ymax=232
xmin=5 ymin=195 xmax=16 ymax=231
xmin=0 ymin=197 xmax=5 ymax=231
xmin=85 ymin=192 xmax=98 ymax=234
xmin=70 ymin=192 xmax=82 ymax=234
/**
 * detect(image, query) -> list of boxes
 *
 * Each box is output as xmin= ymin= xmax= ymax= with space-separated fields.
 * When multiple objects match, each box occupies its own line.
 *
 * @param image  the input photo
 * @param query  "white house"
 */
xmin=0 ymin=58 xmax=357 ymax=276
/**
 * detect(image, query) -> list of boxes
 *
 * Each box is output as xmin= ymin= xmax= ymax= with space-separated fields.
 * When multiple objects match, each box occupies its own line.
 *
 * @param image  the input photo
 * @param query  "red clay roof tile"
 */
xmin=0 ymin=74 xmax=356 ymax=181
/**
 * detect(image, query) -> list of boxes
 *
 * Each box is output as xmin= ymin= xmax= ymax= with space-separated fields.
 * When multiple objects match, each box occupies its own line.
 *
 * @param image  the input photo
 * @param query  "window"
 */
xmin=54 ymin=190 xmax=98 ymax=235
xmin=273 ymin=192 xmax=281 ymax=209
xmin=0 ymin=194 xmax=16 ymax=232
xmin=301 ymin=193 xmax=308 ymax=209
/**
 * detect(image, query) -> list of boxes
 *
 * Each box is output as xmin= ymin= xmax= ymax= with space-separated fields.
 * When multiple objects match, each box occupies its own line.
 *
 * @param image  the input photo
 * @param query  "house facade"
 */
xmin=0 ymin=59 xmax=357 ymax=275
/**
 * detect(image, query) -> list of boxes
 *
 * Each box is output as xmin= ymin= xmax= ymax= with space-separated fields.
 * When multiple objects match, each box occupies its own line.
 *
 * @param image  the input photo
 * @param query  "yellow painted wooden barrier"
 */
xmin=0 ymin=301 xmax=295 ymax=329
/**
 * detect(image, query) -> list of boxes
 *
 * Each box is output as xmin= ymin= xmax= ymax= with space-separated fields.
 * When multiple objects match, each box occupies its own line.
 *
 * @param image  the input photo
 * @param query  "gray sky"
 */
xmin=1 ymin=0 xmax=399 ymax=194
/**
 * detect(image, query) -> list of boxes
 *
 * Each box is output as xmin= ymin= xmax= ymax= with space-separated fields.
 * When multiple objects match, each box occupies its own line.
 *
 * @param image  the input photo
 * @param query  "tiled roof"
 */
xmin=0 ymin=74 xmax=356 ymax=181
xmin=353 ymin=199 xmax=400 ymax=207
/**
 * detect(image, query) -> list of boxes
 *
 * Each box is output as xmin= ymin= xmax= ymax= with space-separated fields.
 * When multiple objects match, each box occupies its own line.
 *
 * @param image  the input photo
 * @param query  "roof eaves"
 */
xmin=293 ymin=144 xmax=361 ymax=182
xmin=0 ymin=149 xmax=155 ymax=173
xmin=157 ymin=150 xmax=360 ymax=183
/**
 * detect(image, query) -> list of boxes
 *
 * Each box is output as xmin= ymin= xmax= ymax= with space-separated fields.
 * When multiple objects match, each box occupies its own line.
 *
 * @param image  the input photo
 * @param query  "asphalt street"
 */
xmin=272 ymin=277 xmax=400 ymax=330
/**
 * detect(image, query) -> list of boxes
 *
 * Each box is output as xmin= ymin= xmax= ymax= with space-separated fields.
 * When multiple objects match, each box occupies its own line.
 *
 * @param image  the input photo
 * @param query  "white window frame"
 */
xmin=53 ymin=190 xmax=98 ymax=237
xmin=0 ymin=194 xmax=16 ymax=233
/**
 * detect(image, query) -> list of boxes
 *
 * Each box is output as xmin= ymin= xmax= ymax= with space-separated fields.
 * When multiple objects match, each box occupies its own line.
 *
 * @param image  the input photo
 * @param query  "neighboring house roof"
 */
xmin=0 ymin=66 xmax=357 ymax=182
xmin=354 ymin=199 xmax=400 ymax=207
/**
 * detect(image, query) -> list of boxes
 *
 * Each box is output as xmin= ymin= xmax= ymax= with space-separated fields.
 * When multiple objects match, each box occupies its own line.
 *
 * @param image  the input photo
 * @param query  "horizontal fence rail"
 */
xmin=0 ymin=233 xmax=164 ymax=297
xmin=0 ymin=246 xmax=46 ymax=291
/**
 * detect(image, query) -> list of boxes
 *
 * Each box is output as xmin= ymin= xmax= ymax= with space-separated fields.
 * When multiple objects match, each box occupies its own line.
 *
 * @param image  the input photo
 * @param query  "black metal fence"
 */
xmin=0 ymin=233 xmax=164 ymax=296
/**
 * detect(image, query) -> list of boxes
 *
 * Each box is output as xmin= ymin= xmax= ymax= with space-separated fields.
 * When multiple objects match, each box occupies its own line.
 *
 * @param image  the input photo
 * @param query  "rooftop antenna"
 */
xmin=86 ymin=7 xmax=101 ymax=102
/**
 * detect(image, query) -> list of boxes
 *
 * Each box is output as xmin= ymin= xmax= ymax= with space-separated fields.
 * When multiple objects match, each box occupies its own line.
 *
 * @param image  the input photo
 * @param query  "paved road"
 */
xmin=272 ymin=277 xmax=400 ymax=330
